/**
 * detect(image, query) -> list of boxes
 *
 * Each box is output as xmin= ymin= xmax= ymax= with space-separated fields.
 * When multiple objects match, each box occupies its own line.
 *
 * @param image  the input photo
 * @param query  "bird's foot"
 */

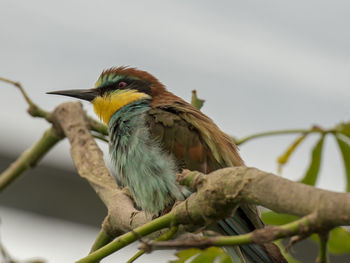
xmin=122 ymin=186 xmax=133 ymax=199
xmin=175 ymin=169 xmax=191 ymax=182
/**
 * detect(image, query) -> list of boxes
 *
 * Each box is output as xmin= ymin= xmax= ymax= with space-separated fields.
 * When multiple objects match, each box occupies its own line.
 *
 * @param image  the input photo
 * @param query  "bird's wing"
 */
xmin=145 ymin=97 xmax=286 ymax=263
xmin=145 ymin=107 xmax=223 ymax=173
xmin=148 ymin=90 xmax=243 ymax=168
xmin=145 ymin=104 xmax=262 ymax=226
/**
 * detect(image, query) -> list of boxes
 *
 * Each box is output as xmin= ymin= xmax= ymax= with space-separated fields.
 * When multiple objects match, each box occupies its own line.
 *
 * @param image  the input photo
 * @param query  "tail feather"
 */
xmin=217 ymin=218 xmax=274 ymax=263
xmin=209 ymin=207 xmax=277 ymax=263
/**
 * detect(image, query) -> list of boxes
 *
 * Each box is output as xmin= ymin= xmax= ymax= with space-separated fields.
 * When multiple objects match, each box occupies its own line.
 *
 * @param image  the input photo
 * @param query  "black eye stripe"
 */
xmin=98 ymin=78 xmax=152 ymax=96
xmin=99 ymin=84 xmax=113 ymax=95
xmin=99 ymin=80 xmax=129 ymax=95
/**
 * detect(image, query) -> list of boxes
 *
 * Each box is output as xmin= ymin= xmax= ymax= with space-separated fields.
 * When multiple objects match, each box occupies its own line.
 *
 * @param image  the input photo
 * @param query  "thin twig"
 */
xmin=0 ymin=239 xmax=13 ymax=263
xmin=0 ymin=77 xmax=51 ymax=120
xmin=87 ymin=116 xmax=108 ymax=136
xmin=88 ymin=229 xmax=114 ymax=263
xmin=76 ymin=213 xmax=175 ymax=263
xmin=0 ymin=77 xmax=34 ymax=107
xmin=317 ymin=232 xmax=330 ymax=263
xmin=234 ymin=128 xmax=334 ymax=145
xmin=89 ymin=229 xmax=114 ymax=254
xmin=142 ymin=215 xmax=314 ymax=252
xmin=127 ymin=226 xmax=178 ymax=263
xmin=1 ymin=76 xmax=108 ymax=135
xmin=92 ymin=133 xmax=109 ymax=143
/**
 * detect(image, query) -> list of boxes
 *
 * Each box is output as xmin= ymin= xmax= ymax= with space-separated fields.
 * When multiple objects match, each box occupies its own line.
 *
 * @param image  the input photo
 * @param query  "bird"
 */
xmin=48 ymin=66 xmax=286 ymax=262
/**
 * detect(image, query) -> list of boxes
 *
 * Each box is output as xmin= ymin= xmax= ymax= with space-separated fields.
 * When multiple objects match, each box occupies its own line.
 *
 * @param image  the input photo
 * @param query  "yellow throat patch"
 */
xmin=92 ymin=89 xmax=151 ymax=125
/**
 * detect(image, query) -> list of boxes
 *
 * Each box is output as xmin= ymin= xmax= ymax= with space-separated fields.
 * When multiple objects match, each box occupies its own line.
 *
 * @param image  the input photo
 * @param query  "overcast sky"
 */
xmin=1 ymin=1 xmax=350 ymax=261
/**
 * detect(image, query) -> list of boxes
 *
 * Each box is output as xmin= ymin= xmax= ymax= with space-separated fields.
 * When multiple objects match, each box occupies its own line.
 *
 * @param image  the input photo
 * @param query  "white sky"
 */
xmin=1 ymin=1 xmax=350 ymax=262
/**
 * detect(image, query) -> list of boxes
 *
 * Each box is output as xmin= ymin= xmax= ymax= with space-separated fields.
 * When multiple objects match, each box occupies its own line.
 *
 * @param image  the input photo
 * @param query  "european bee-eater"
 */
xmin=48 ymin=67 xmax=285 ymax=262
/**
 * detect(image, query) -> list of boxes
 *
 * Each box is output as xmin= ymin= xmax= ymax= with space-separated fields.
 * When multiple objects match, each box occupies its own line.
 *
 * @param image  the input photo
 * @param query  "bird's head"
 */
xmin=47 ymin=67 xmax=166 ymax=124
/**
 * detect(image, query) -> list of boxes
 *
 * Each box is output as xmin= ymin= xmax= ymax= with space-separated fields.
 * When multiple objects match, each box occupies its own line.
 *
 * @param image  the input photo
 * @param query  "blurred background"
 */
xmin=0 ymin=0 xmax=349 ymax=262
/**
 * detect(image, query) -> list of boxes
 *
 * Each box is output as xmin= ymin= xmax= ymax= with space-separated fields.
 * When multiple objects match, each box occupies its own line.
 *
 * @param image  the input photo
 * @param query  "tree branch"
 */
xmin=127 ymin=226 xmax=178 ymax=263
xmin=0 ymin=76 xmax=109 ymax=135
xmin=49 ymin=102 xmax=151 ymax=237
xmin=78 ymin=166 xmax=350 ymax=262
xmin=0 ymin=126 xmax=63 ymax=191
xmin=76 ymin=213 xmax=175 ymax=263
xmin=141 ymin=215 xmax=314 ymax=251
xmin=174 ymin=168 xmax=350 ymax=227
xmin=0 ymin=77 xmax=109 ymax=190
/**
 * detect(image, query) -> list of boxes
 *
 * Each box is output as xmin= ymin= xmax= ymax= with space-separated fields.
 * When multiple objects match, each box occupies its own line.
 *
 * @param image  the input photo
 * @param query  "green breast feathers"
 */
xmin=108 ymin=99 xmax=189 ymax=214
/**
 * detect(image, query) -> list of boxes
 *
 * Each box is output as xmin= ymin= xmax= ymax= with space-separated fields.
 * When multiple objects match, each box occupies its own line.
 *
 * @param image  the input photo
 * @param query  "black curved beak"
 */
xmin=46 ymin=88 xmax=99 ymax=102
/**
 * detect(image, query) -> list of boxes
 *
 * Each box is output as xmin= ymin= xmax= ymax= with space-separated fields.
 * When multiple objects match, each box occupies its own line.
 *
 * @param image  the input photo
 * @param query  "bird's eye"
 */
xmin=118 ymin=81 xmax=127 ymax=89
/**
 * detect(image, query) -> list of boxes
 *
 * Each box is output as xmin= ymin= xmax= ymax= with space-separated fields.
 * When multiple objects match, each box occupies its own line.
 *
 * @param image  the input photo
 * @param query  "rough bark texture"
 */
xmin=239 ymin=167 xmax=350 ymax=226
xmin=174 ymin=167 xmax=350 ymax=228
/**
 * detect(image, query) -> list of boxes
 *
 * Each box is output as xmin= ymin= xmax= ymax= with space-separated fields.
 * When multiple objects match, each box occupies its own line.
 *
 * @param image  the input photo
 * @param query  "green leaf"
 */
xmin=277 ymin=134 xmax=308 ymax=174
xmin=335 ymin=133 xmax=350 ymax=192
xmin=300 ymin=135 xmax=325 ymax=186
xmin=335 ymin=121 xmax=350 ymax=137
xmin=328 ymin=227 xmax=350 ymax=254
xmin=309 ymin=227 xmax=350 ymax=255
xmin=191 ymin=90 xmax=205 ymax=110
xmin=191 ymin=247 xmax=232 ymax=263
xmin=171 ymin=248 xmax=201 ymax=263
xmin=261 ymin=211 xmax=299 ymax=226
xmin=171 ymin=247 xmax=234 ymax=263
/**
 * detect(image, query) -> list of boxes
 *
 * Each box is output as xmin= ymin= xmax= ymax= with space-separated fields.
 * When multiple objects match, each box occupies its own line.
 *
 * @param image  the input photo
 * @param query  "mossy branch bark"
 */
xmin=0 ymin=77 xmax=109 ymax=190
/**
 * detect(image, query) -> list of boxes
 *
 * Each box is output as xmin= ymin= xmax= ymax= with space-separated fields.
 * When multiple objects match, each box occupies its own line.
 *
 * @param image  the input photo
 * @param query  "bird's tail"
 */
xmin=212 ymin=208 xmax=283 ymax=263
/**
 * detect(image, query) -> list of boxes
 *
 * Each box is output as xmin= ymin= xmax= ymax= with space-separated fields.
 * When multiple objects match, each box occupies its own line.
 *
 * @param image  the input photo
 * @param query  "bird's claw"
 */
xmin=122 ymin=186 xmax=133 ymax=199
